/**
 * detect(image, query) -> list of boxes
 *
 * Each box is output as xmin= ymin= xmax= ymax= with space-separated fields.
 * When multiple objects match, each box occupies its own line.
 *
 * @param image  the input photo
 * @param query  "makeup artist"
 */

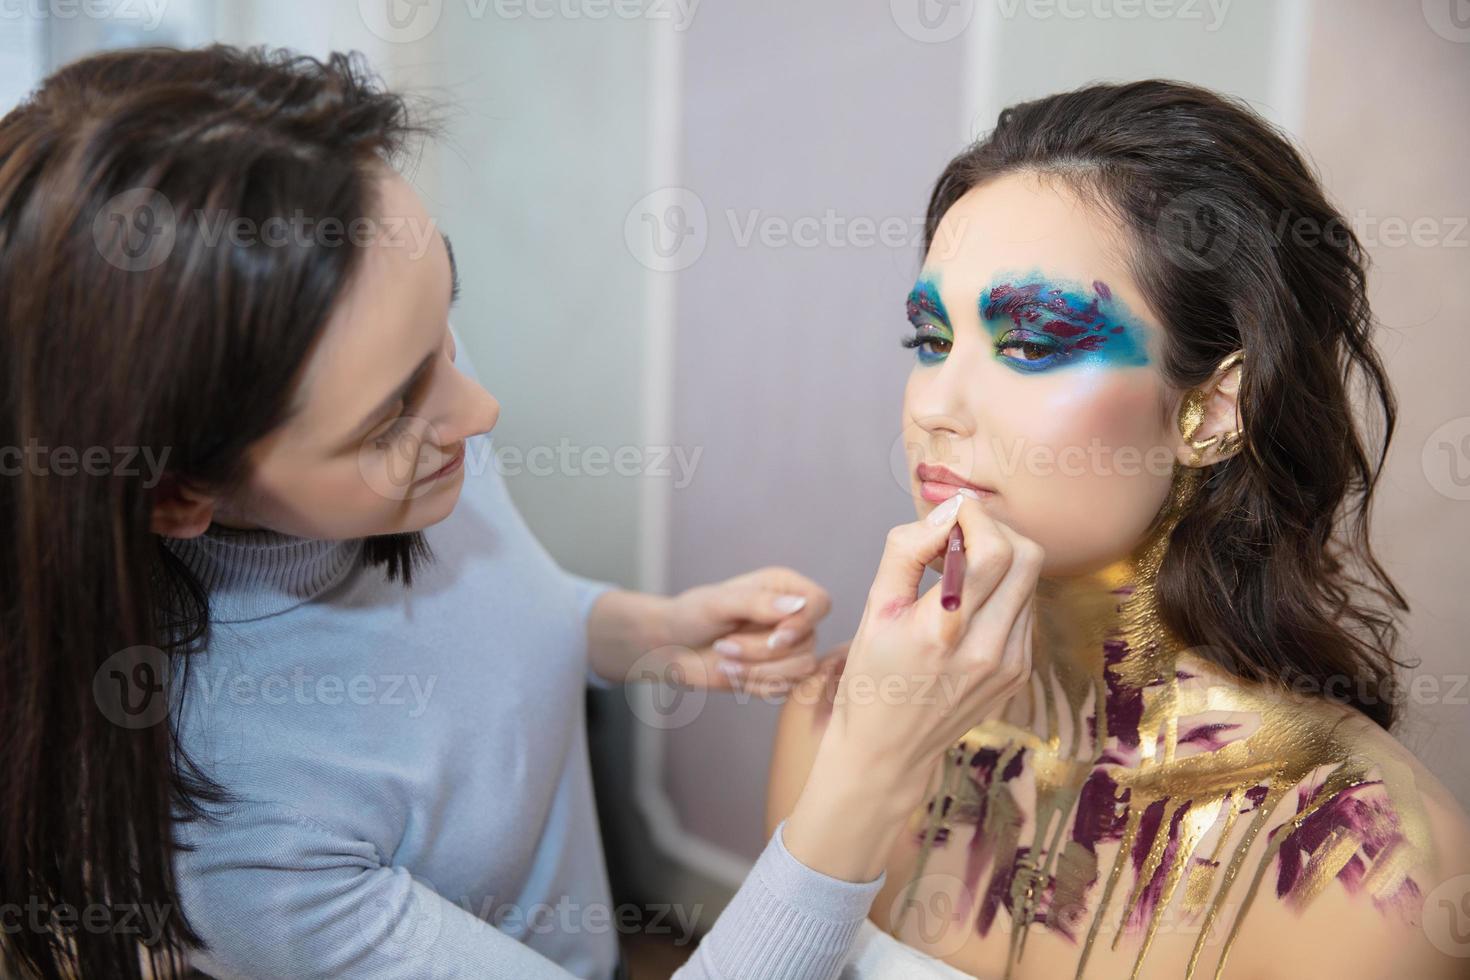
xmin=0 ymin=44 xmax=1041 ymax=980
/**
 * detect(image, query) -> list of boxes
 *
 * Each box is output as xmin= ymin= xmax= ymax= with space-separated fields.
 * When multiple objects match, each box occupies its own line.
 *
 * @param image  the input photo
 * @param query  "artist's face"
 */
xmin=902 ymin=171 xmax=1182 ymax=576
xmin=203 ymin=167 xmax=500 ymax=539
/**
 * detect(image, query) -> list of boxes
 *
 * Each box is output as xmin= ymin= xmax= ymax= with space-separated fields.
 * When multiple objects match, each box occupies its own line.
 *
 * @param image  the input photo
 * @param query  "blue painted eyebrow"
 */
xmin=906 ymin=274 xmax=950 ymax=325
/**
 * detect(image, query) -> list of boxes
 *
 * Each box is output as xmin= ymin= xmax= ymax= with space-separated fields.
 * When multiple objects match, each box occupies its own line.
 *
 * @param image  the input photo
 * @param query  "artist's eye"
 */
xmin=901 ymin=328 xmax=951 ymax=364
xmin=371 ymin=402 xmax=417 ymax=450
xmin=995 ymin=330 xmax=1063 ymax=371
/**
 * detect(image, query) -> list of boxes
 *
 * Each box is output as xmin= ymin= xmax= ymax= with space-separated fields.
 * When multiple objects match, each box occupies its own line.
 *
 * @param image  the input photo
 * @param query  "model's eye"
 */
xmin=995 ymin=330 xmax=1063 ymax=369
xmin=901 ymin=329 xmax=952 ymax=364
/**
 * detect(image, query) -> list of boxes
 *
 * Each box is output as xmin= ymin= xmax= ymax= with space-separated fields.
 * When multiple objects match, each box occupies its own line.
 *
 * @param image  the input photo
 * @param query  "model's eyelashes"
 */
xmin=900 ymin=326 xmax=951 ymax=364
xmin=993 ymin=328 xmax=1065 ymax=370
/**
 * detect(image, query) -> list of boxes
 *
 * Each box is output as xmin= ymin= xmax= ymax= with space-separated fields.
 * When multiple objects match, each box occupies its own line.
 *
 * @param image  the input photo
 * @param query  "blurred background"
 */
xmin=4 ymin=1 xmax=1466 ymax=975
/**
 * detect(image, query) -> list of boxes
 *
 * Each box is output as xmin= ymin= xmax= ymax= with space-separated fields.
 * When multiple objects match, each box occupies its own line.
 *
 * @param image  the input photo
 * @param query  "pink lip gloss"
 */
xmin=940 ymin=524 xmax=965 ymax=611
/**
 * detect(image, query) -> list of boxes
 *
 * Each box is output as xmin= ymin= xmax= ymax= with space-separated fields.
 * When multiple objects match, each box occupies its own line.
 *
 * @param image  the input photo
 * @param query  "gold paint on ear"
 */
xmin=1178 ymin=349 xmax=1246 ymax=467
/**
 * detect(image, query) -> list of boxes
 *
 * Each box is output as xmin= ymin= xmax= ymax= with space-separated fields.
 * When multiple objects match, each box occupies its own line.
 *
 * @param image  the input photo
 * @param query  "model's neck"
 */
xmin=1000 ymin=464 xmax=1202 ymax=754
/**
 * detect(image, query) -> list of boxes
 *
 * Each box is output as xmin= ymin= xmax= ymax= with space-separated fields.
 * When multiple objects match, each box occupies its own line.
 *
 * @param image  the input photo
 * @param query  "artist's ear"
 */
xmin=1171 ymin=350 xmax=1246 ymax=467
xmin=150 ymin=473 xmax=217 ymax=538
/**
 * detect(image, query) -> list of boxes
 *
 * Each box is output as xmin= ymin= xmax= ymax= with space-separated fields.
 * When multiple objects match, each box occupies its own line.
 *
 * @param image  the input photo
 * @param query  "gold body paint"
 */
xmin=890 ymin=461 xmax=1433 ymax=980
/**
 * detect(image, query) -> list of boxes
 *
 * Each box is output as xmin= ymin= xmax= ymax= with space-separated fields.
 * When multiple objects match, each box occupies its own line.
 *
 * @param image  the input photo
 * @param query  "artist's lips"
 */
xmin=415 ymin=442 xmax=465 ymax=484
xmin=916 ymin=462 xmax=996 ymax=505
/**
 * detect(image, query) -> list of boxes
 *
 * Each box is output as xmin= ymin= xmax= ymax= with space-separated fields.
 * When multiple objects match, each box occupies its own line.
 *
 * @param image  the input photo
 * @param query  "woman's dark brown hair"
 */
xmin=922 ymin=79 xmax=1409 ymax=730
xmin=1 ymin=45 xmax=438 ymax=978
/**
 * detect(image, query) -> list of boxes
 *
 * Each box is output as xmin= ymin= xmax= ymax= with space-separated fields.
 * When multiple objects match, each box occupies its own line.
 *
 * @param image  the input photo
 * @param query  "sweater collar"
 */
xmin=160 ymin=523 xmax=364 ymax=623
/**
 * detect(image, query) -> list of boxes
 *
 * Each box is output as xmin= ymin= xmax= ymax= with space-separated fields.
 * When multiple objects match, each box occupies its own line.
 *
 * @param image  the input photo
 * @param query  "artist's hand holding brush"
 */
xmin=781 ymin=489 xmax=1043 ymax=883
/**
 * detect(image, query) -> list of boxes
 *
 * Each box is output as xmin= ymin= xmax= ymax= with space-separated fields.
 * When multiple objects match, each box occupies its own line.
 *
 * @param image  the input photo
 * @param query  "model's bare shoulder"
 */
xmin=1226 ymin=697 xmax=1470 ymax=979
xmin=764 ymin=643 xmax=849 ymax=839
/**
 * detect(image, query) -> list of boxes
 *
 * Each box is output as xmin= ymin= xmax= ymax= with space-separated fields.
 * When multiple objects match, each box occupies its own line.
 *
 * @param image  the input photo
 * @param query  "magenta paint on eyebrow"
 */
xmin=979 ymin=269 xmax=1150 ymax=371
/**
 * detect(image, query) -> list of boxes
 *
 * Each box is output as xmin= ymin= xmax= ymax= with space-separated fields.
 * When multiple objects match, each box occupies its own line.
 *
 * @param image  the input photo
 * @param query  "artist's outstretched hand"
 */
xmin=587 ymin=567 xmax=831 ymax=693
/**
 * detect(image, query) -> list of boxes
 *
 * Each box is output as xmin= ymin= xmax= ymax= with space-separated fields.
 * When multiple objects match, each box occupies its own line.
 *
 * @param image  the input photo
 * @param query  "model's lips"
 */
xmin=915 ymin=462 xmax=996 ymax=504
xmin=415 ymin=442 xmax=465 ymax=484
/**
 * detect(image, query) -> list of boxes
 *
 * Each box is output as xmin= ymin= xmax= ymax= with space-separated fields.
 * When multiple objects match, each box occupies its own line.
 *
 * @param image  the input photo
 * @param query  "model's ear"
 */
xmin=150 ymin=473 xmax=217 ymax=538
xmin=1172 ymin=350 xmax=1246 ymax=467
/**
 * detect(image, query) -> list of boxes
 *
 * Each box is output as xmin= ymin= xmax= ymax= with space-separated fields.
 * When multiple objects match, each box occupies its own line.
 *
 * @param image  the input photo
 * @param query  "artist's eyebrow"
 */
xmin=444 ymin=232 xmax=461 ymax=305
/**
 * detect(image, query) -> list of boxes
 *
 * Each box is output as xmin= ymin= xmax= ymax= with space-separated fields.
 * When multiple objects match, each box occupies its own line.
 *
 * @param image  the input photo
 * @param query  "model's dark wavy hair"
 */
xmin=0 ymin=45 xmax=439 ymax=978
xmin=923 ymin=79 xmax=1410 ymax=730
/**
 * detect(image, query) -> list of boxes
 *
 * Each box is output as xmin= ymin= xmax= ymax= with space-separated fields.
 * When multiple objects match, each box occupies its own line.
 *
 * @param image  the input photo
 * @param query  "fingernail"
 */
xmin=956 ymin=488 xmax=982 ymax=500
xmin=773 ymin=594 xmax=807 ymax=614
xmin=927 ymin=493 xmax=963 ymax=526
xmin=714 ymin=638 xmax=743 ymax=657
xmin=766 ymin=628 xmax=797 ymax=650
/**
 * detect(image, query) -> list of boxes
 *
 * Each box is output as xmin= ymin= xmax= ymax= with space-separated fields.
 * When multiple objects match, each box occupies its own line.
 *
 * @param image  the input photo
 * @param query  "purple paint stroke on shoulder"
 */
xmin=1273 ymin=777 xmax=1422 ymax=919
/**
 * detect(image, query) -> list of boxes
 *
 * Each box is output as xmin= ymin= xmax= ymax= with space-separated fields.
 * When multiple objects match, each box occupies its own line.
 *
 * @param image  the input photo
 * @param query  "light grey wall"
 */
xmin=664 ymin=0 xmax=969 ymax=862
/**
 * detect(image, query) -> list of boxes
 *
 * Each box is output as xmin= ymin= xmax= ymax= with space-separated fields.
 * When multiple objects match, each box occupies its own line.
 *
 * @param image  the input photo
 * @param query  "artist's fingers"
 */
xmin=719 ymin=650 xmax=820 ymax=690
xmin=864 ymin=495 xmax=970 ymax=614
xmin=710 ymin=628 xmax=817 ymax=665
xmin=704 ymin=567 xmax=831 ymax=633
xmin=908 ymin=495 xmax=1016 ymax=647
xmin=952 ymin=525 xmax=1043 ymax=677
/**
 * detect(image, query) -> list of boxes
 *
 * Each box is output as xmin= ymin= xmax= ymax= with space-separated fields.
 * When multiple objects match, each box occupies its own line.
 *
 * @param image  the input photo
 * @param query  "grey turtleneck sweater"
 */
xmin=160 ymin=333 xmax=885 ymax=979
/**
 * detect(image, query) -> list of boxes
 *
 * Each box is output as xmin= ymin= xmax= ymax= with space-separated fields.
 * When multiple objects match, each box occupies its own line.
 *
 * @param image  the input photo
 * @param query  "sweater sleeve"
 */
xmin=566 ymin=571 xmax=619 ymax=690
xmin=672 ymin=818 xmax=885 ymax=980
xmin=175 ymin=802 xmax=880 ymax=980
